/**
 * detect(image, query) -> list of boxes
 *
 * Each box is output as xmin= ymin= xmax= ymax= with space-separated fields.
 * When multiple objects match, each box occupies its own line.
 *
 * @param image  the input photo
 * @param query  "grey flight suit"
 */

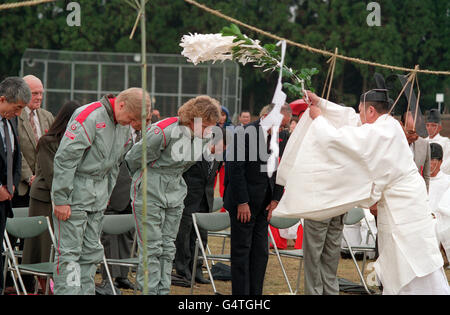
xmin=125 ymin=117 xmax=198 ymax=295
xmin=51 ymin=96 xmax=132 ymax=295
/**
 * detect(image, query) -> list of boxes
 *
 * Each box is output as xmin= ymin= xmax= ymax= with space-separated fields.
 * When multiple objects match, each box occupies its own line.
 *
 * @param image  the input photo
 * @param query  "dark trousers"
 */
xmin=12 ymin=189 xmax=30 ymax=208
xmin=174 ymin=196 xmax=209 ymax=279
xmin=229 ymin=190 xmax=271 ymax=295
xmin=0 ymin=207 xmax=6 ymax=292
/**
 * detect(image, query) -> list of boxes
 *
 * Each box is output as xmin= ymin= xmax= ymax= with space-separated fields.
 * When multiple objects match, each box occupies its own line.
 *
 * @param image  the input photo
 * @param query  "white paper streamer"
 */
xmin=260 ymin=40 xmax=287 ymax=177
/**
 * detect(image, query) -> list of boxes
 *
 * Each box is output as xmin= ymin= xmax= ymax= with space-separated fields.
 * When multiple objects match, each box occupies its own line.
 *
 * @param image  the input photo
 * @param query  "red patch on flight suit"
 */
xmin=154 ymin=129 xmax=160 ymax=135
xmin=74 ymin=102 xmax=103 ymax=144
xmin=96 ymin=122 xmax=106 ymax=129
xmin=65 ymin=130 xmax=76 ymax=140
xmin=70 ymin=124 xmax=77 ymax=131
xmin=155 ymin=117 xmax=179 ymax=147
xmin=75 ymin=102 xmax=102 ymax=124
xmin=156 ymin=117 xmax=179 ymax=129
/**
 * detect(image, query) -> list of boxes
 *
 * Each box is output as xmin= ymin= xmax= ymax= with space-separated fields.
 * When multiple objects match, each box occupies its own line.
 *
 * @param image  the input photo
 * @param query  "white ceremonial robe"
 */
xmin=435 ymin=186 xmax=450 ymax=262
xmin=426 ymin=134 xmax=450 ymax=175
xmin=274 ymin=98 xmax=447 ymax=295
xmin=428 ymin=171 xmax=450 ymax=213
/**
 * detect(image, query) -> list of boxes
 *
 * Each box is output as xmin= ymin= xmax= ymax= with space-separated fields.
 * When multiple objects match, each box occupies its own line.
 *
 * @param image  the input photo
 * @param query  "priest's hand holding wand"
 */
xmin=304 ymin=90 xmax=321 ymax=120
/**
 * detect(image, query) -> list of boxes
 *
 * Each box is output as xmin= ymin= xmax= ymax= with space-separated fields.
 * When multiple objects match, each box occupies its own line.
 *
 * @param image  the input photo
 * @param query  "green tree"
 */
xmin=0 ymin=0 xmax=448 ymax=114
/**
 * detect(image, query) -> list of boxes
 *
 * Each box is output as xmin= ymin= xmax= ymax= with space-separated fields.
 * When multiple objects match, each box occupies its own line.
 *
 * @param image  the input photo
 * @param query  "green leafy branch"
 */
xmin=221 ymin=24 xmax=319 ymax=99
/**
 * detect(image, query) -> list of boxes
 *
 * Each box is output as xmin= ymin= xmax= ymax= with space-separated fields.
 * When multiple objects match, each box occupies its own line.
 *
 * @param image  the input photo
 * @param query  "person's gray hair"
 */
xmin=259 ymin=103 xmax=292 ymax=118
xmin=0 ymin=77 xmax=31 ymax=104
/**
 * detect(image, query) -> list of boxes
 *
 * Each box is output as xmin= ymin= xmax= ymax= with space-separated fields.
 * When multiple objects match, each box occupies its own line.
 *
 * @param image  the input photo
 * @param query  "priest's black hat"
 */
xmin=427 ymin=109 xmax=441 ymax=124
xmin=360 ymin=89 xmax=390 ymax=103
xmin=430 ymin=142 xmax=443 ymax=160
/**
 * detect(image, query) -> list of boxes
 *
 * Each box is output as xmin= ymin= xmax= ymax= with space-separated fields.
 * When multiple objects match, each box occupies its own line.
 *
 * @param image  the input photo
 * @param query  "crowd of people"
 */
xmin=0 ymin=74 xmax=448 ymax=295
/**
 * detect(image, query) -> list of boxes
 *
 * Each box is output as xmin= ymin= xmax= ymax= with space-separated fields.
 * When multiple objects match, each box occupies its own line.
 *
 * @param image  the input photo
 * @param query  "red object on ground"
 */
xmin=294 ymin=224 xmax=303 ymax=249
xmin=269 ymin=226 xmax=287 ymax=249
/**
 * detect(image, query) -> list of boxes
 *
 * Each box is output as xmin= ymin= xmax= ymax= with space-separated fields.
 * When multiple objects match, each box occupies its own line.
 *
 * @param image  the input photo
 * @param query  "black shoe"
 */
xmin=114 ymin=277 xmax=134 ymax=290
xmin=195 ymin=275 xmax=211 ymax=284
xmin=96 ymin=281 xmax=121 ymax=295
xmin=171 ymin=273 xmax=191 ymax=288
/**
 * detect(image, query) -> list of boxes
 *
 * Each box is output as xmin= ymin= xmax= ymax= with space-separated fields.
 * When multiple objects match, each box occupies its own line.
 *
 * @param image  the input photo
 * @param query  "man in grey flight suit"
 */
xmin=51 ymin=88 xmax=150 ymax=295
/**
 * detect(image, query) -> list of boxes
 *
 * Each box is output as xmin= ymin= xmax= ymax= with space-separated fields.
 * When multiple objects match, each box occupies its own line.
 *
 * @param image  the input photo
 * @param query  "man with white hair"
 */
xmin=13 ymin=75 xmax=54 ymax=208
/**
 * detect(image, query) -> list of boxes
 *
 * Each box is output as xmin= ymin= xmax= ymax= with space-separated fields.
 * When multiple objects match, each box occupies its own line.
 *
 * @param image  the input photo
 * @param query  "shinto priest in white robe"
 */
xmin=273 ymin=97 xmax=448 ymax=295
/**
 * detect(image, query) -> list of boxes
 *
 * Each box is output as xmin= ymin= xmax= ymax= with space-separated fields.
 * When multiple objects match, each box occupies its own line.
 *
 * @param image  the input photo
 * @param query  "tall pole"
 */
xmin=140 ymin=0 xmax=149 ymax=295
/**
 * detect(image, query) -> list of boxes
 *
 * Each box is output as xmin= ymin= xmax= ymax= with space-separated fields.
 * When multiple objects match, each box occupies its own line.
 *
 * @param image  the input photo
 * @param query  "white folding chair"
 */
xmin=2 ymin=207 xmax=30 ymax=292
xmin=268 ymin=216 xmax=303 ymax=294
xmin=207 ymin=197 xmax=230 ymax=256
xmin=3 ymin=216 xmax=56 ymax=295
xmin=342 ymin=208 xmax=376 ymax=295
xmin=101 ymin=214 xmax=139 ymax=295
xmin=191 ymin=212 xmax=231 ymax=295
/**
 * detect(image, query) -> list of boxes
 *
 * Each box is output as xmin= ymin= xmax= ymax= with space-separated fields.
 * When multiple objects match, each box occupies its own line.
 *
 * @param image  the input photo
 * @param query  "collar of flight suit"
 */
xmin=100 ymin=94 xmax=117 ymax=124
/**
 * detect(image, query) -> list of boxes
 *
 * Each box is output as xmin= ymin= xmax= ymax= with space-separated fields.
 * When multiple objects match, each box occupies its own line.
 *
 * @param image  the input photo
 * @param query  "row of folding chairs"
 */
xmin=3 ymin=203 xmax=376 ymax=295
xmin=1 ymin=207 xmax=139 ymax=295
xmin=191 ymin=206 xmax=377 ymax=295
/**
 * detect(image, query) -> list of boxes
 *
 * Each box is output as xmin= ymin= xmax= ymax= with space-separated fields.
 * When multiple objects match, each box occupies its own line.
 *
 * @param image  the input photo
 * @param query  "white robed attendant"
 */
xmin=274 ymin=90 xmax=449 ymax=295
xmin=435 ymin=187 xmax=450 ymax=263
xmin=426 ymin=143 xmax=450 ymax=266
xmin=428 ymin=170 xmax=450 ymax=213
xmin=425 ymin=109 xmax=450 ymax=175
xmin=426 ymin=134 xmax=450 ymax=175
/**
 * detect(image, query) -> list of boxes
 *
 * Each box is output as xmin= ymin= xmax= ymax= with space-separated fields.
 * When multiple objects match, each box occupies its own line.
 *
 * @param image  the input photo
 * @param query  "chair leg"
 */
xmin=133 ymin=265 xmax=139 ymax=295
xmin=3 ymin=257 xmax=19 ymax=295
xmin=14 ymin=269 xmax=27 ymax=295
xmin=206 ymin=244 xmax=215 ymax=265
xmin=33 ymin=276 xmax=39 ymax=294
xmin=197 ymin=240 xmax=217 ymax=294
xmin=268 ymin=227 xmax=293 ymax=294
xmin=192 ymin=217 xmax=217 ymax=294
xmin=4 ymin=232 xmax=27 ymax=295
xmin=221 ymin=237 xmax=226 ymax=255
xmin=295 ymin=259 xmax=303 ymax=295
xmin=343 ymin=234 xmax=371 ymax=295
xmin=103 ymin=256 xmax=117 ymax=295
xmin=44 ymin=276 xmax=50 ymax=295
xmin=2 ymin=253 xmax=7 ymax=294
xmin=362 ymin=252 xmax=367 ymax=275
xmin=190 ymin=239 xmax=199 ymax=295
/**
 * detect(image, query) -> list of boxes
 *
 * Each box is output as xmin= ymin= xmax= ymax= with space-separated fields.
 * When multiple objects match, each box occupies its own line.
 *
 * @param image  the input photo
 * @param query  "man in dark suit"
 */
xmin=0 ymin=77 xmax=30 ymax=292
xmin=224 ymin=104 xmax=291 ymax=295
xmin=174 ymin=130 xmax=224 ymax=284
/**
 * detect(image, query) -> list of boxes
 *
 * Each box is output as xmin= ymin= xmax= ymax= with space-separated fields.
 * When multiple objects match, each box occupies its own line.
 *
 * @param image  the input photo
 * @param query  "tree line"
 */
xmin=0 ymin=0 xmax=448 ymax=115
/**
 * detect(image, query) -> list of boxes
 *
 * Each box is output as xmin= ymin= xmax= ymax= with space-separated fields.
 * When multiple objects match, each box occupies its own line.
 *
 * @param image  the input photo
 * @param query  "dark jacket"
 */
xmin=0 ymin=117 xmax=22 ymax=218
xmin=107 ymin=163 xmax=132 ymax=212
xmin=29 ymin=134 xmax=59 ymax=203
xmin=183 ymin=158 xmax=221 ymax=214
xmin=223 ymin=119 xmax=287 ymax=212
